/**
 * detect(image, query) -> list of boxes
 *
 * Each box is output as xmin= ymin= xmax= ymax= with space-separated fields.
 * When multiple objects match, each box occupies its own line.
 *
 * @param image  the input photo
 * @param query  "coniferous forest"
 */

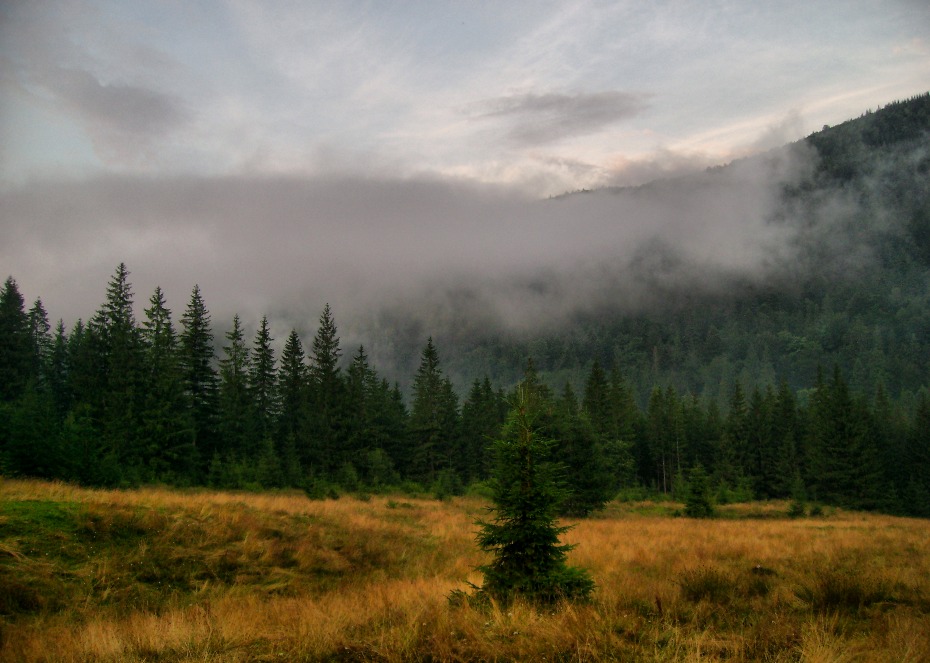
xmin=2 ymin=94 xmax=930 ymax=517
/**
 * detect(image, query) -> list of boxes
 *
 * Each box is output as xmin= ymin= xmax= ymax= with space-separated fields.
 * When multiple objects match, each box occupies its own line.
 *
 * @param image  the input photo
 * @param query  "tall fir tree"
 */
xmin=179 ymin=285 xmax=219 ymax=476
xmin=218 ymin=315 xmax=254 ymax=459
xmin=552 ymin=383 xmax=612 ymax=516
xmin=581 ymin=360 xmax=611 ymax=436
xmin=140 ymin=286 xmax=196 ymax=482
xmin=277 ymin=329 xmax=309 ymax=479
xmin=770 ymin=380 xmax=801 ymax=498
xmin=409 ymin=338 xmax=459 ymax=485
xmin=308 ymin=304 xmax=346 ymax=474
xmin=806 ymin=365 xmax=883 ymax=509
xmin=645 ymin=387 xmax=670 ymax=493
xmin=27 ymin=298 xmax=53 ymax=389
xmin=461 ymin=377 xmax=507 ymax=482
xmin=746 ymin=386 xmax=777 ymax=498
xmin=59 ymin=318 xmax=106 ymax=484
xmin=344 ymin=346 xmax=377 ymax=458
xmin=901 ymin=391 xmax=930 ymax=516
xmin=248 ymin=315 xmax=277 ymax=442
xmin=47 ymin=320 xmax=71 ymax=421
xmin=94 ymin=263 xmax=144 ymax=478
xmin=717 ymin=381 xmax=750 ymax=486
xmin=0 ymin=276 xmax=32 ymax=402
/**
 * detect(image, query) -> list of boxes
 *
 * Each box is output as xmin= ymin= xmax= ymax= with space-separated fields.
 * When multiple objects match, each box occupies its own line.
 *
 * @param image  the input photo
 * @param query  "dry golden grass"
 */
xmin=2 ymin=478 xmax=929 ymax=662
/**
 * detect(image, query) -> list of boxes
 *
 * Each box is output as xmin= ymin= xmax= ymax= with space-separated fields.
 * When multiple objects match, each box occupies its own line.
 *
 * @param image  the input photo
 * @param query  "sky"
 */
xmin=1 ymin=0 xmax=929 ymax=359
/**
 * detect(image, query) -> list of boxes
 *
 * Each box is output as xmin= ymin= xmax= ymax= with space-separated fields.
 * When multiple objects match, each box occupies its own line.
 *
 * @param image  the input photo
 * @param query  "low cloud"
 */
xmin=603 ymin=150 xmax=721 ymax=188
xmin=474 ymin=90 xmax=650 ymax=145
xmin=2 ymin=142 xmax=831 ymax=354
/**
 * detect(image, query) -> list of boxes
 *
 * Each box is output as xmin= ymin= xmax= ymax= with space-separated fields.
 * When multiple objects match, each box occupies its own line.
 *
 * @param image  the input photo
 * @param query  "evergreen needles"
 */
xmin=466 ymin=382 xmax=594 ymax=606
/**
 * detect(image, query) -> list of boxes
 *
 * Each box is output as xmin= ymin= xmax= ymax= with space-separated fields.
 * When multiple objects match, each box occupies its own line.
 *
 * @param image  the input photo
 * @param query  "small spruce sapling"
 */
xmin=684 ymin=464 xmax=716 ymax=518
xmin=457 ymin=383 xmax=595 ymax=606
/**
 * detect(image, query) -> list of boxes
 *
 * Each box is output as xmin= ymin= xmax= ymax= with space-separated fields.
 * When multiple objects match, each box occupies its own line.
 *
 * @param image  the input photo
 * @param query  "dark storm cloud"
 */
xmin=476 ymin=90 xmax=650 ymax=144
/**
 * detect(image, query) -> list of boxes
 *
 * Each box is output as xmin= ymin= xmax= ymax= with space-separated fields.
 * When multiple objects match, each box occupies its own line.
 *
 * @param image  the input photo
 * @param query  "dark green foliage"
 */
xmin=644 ymin=386 xmax=684 ymax=494
xmin=684 ymin=464 xmax=715 ymax=518
xmin=583 ymin=363 xmax=637 ymax=494
xmin=344 ymin=346 xmax=406 ymax=487
xmin=308 ymin=304 xmax=346 ymax=474
xmin=139 ymin=287 xmax=196 ymax=483
xmin=786 ymin=468 xmax=809 ymax=517
xmin=47 ymin=321 xmax=71 ymax=420
xmin=179 ymin=285 xmax=218 ymax=474
xmin=92 ymin=263 xmax=145 ymax=478
xmin=27 ymin=298 xmax=52 ymax=389
xmin=806 ymin=366 xmax=883 ymax=510
xmin=0 ymin=276 xmax=31 ymax=402
xmin=218 ymin=315 xmax=254 ymax=458
xmin=276 ymin=329 xmax=309 ymax=471
xmin=248 ymin=316 xmax=277 ymax=441
xmin=471 ymin=382 xmax=595 ymax=605
xmin=552 ymin=383 xmax=612 ymax=517
xmin=409 ymin=338 xmax=460 ymax=485
xmin=460 ymin=377 xmax=507 ymax=482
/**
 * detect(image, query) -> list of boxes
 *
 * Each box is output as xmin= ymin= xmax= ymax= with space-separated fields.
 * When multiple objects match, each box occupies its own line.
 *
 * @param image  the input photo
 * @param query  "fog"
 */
xmin=1 ymin=140 xmax=853 ymax=379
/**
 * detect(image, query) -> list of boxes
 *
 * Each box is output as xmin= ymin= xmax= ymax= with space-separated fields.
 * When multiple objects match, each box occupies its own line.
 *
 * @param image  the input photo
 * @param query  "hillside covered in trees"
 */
xmin=1 ymin=93 xmax=929 ymax=516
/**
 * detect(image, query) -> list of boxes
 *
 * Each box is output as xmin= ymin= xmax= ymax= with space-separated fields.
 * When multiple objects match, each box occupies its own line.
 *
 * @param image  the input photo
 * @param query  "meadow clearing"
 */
xmin=1 ymin=478 xmax=929 ymax=662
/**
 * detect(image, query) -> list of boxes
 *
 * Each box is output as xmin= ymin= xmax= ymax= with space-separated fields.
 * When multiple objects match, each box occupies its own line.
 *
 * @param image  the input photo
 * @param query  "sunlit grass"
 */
xmin=2 ymin=478 xmax=929 ymax=661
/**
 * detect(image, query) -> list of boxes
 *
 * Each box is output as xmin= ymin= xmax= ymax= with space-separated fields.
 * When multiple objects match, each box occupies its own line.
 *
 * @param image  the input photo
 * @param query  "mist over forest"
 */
xmin=4 ymin=93 xmax=929 ymax=395
xmin=2 ymin=92 xmax=929 ymax=516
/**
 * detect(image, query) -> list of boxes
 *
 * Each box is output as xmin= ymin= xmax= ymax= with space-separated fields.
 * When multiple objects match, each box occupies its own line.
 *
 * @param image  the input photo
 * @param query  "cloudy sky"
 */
xmin=1 ymin=1 xmax=928 ymax=346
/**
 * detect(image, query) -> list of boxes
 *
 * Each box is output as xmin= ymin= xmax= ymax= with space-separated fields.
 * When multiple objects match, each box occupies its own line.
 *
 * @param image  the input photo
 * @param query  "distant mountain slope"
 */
xmin=436 ymin=92 xmax=930 ymax=403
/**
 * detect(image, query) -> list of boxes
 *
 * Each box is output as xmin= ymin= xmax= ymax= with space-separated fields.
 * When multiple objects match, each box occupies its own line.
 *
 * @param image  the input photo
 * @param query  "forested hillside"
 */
xmin=1 ymin=93 xmax=929 ymax=516
xmin=439 ymin=93 xmax=930 ymax=402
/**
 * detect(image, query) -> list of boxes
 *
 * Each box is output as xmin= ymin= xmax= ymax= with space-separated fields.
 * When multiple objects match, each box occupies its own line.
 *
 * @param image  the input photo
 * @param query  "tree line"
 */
xmin=1 ymin=265 xmax=929 ymax=517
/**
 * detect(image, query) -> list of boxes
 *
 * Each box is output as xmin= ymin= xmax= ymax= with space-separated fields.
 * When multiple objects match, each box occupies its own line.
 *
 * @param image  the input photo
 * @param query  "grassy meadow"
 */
xmin=1 ymin=479 xmax=929 ymax=662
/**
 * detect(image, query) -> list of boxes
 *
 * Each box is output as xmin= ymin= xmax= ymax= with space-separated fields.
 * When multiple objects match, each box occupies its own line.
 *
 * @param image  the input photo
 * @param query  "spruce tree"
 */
xmin=218 ymin=314 xmax=254 ymax=458
xmin=553 ymin=383 xmax=612 ymax=517
xmin=179 ymin=285 xmax=219 ymax=474
xmin=28 ymin=298 xmax=53 ymax=388
xmin=248 ymin=315 xmax=277 ymax=441
xmin=717 ymin=382 xmax=750 ymax=488
xmin=902 ymin=392 xmax=930 ymax=517
xmin=345 ymin=346 xmax=380 ymax=478
xmin=581 ymin=360 xmax=610 ymax=434
xmin=66 ymin=318 xmax=107 ymax=453
xmin=94 ymin=263 xmax=144 ymax=477
xmin=470 ymin=382 xmax=595 ymax=605
xmin=0 ymin=276 xmax=32 ymax=402
xmin=645 ymin=387 xmax=671 ymax=493
xmin=684 ymin=464 xmax=715 ymax=518
xmin=410 ymin=338 xmax=459 ymax=485
xmin=277 ymin=329 xmax=309 ymax=478
xmin=48 ymin=320 xmax=71 ymax=420
xmin=140 ymin=287 xmax=195 ymax=482
xmin=770 ymin=380 xmax=800 ymax=498
xmin=805 ymin=365 xmax=883 ymax=509
xmin=746 ymin=386 xmax=777 ymax=498
xmin=461 ymin=377 xmax=507 ymax=482
xmin=308 ymin=304 xmax=345 ymax=473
